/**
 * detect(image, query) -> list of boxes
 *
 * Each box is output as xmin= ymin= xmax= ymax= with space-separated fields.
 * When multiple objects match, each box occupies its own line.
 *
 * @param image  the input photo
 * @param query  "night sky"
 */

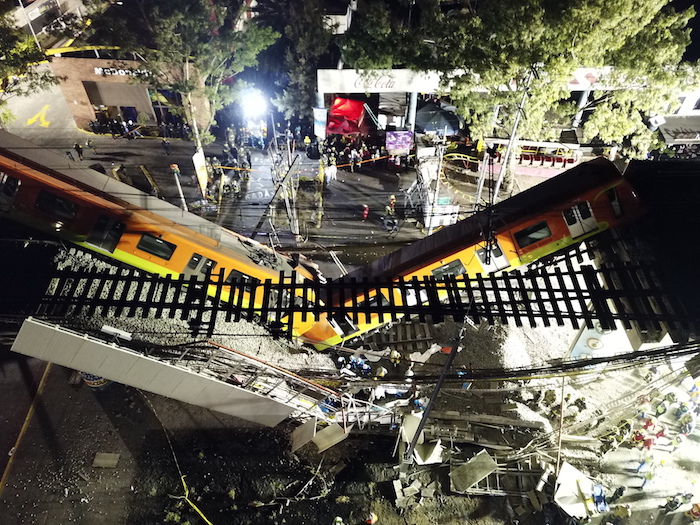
xmin=672 ymin=0 xmax=700 ymax=60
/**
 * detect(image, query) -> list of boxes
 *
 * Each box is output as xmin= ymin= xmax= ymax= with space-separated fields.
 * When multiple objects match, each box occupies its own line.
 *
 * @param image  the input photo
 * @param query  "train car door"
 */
xmin=562 ymin=202 xmax=598 ymax=239
xmin=0 ymin=173 xmax=20 ymax=212
xmin=86 ymin=215 xmax=126 ymax=253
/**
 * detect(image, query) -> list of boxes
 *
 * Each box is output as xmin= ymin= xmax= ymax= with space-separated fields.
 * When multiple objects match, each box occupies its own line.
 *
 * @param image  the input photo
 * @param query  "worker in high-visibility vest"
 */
xmin=686 ymin=502 xmax=700 ymax=520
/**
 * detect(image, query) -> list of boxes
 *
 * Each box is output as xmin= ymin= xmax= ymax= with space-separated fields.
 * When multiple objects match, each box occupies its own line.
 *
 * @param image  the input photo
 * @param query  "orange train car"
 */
xmin=0 ymin=131 xmax=328 ymax=339
xmin=305 ymin=157 xmax=644 ymax=349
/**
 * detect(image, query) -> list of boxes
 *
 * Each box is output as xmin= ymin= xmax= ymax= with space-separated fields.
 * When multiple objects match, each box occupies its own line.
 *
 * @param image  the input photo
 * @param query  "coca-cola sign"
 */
xmin=318 ymin=69 xmax=443 ymax=94
xmin=354 ymin=74 xmax=396 ymax=91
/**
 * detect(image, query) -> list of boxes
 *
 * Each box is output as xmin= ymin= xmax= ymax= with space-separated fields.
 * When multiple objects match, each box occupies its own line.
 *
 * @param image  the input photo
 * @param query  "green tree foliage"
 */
xmin=0 ymin=12 xmax=55 ymax=127
xmin=74 ymin=0 xmax=277 ymax=143
xmin=341 ymin=0 xmax=697 ymax=157
xmin=253 ymin=0 xmax=332 ymax=120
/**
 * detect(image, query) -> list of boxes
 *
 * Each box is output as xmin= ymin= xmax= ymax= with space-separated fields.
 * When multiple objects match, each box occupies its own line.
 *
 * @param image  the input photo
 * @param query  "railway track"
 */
xmin=365 ymin=319 xmax=435 ymax=355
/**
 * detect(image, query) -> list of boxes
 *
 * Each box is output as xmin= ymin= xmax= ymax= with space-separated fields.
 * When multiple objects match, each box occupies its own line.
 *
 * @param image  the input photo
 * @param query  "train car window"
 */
xmin=0 ymin=173 xmax=20 ymax=197
xmin=513 ymin=221 xmax=552 ymax=249
xmin=606 ymin=188 xmax=623 ymax=218
xmin=35 ymin=190 xmax=79 ymax=221
xmin=563 ymin=208 xmax=577 ymax=226
xmin=577 ymin=202 xmax=592 ymax=220
xmin=225 ymin=269 xmax=256 ymax=284
xmin=329 ymin=315 xmax=358 ymax=336
xmin=137 ymin=234 xmax=176 ymax=260
xmin=183 ymin=254 xmax=220 ymax=280
xmin=187 ymin=253 xmax=204 ymax=270
xmin=432 ymin=259 xmax=466 ymax=280
xmin=0 ymin=173 xmax=20 ymax=211
xmin=87 ymin=215 xmax=125 ymax=253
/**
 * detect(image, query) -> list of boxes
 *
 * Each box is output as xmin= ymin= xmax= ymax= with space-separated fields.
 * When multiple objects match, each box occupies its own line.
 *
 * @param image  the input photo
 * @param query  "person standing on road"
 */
xmin=73 ymin=142 xmax=84 ymax=161
xmin=610 ymin=485 xmax=626 ymax=502
xmin=362 ymin=204 xmax=369 ymax=222
xmin=162 ymin=139 xmax=171 ymax=155
xmin=86 ymin=139 xmax=97 ymax=154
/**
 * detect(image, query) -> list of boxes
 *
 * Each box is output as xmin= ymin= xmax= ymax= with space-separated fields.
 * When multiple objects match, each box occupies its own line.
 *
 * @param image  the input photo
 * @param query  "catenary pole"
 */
xmin=492 ymin=67 xmax=535 ymax=202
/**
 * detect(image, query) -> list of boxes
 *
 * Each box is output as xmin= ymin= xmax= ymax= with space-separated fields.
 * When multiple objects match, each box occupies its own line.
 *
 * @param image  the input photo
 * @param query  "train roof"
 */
xmin=0 ymin=131 xmax=295 ymax=275
xmin=340 ymin=157 xmax=621 ymax=282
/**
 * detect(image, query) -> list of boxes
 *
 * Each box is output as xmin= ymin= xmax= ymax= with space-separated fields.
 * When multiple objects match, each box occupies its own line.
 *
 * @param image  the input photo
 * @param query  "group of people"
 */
xmin=88 ymin=117 xmax=192 ymax=141
xmin=65 ymin=140 xmax=97 ymax=162
xmin=318 ymin=134 xmax=410 ymax=175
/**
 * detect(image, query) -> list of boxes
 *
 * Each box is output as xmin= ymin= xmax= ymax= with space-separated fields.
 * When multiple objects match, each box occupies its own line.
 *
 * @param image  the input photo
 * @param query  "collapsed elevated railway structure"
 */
xmin=4 ymin=131 xmax=700 ymax=525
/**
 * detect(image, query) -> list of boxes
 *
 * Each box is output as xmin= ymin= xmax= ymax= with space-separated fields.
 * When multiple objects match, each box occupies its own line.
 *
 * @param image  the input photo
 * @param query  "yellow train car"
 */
xmin=0 ymin=131 xmax=326 ymax=339
xmin=309 ymin=157 xmax=644 ymax=349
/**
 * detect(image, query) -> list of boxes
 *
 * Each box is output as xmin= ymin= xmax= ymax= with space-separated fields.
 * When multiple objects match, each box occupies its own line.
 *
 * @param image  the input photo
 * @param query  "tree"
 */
xmin=0 ymin=11 xmax=55 ymax=128
xmin=253 ymin=0 xmax=333 ymax=121
xmin=341 ymin=0 xmax=698 ymax=158
xmin=73 ymin=0 xmax=278 ymax=145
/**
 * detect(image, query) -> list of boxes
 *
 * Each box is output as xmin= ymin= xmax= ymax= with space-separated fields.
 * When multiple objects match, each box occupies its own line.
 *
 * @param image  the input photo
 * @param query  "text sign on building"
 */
xmin=318 ymin=69 xmax=443 ymax=94
xmin=94 ymin=67 xmax=151 ymax=77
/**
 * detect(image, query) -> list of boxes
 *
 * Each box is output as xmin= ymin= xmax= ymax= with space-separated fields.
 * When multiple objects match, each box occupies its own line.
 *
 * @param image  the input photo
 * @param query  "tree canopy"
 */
xmin=0 ymin=11 xmax=55 ymax=127
xmin=253 ymin=0 xmax=333 ymax=121
xmin=72 ymin=0 xmax=278 ymax=144
xmin=341 ymin=0 xmax=698 ymax=157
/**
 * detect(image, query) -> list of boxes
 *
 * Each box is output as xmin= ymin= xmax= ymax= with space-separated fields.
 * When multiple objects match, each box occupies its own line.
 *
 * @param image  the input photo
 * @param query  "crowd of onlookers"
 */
xmin=88 ymin=118 xmax=192 ymax=141
xmin=649 ymin=144 xmax=700 ymax=160
xmin=317 ymin=134 xmax=413 ymax=175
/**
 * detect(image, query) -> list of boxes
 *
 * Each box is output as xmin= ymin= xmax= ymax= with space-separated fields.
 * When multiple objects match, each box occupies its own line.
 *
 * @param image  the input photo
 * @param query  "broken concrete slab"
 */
xmin=291 ymin=417 xmax=317 ymax=453
xmin=400 ymin=413 xmax=425 ymax=445
xmin=449 ymin=449 xmax=498 ymax=493
xmin=329 ymin=461 xmax=347 ymax=477
xmin=311 ymin=423 xmax=351 ymax=453
xmin=393 ymin=479 xmax=403 ymax=500
xmin=413 ymin=440 xmax=444 ymax=465
xmin=421 ymin=487 xmax=435 ymax=498
xmin=527 ymin=489 xmax=542 ymax=511
xmin=403 ymin=486 xmax=419 ymax=497
xmin=429 ymin=410 xmax=546 ymax=430
xmin=395 ymin=496 xmax=411 ymax=508
xmin=92 ymin=453 xmax=120 ymax=468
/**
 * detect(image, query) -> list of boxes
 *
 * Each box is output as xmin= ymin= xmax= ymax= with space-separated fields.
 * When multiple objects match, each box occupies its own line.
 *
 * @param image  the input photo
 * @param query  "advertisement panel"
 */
xmin=386 ymin=131 xmax=414 ymax=154
xmin=313 ymin=108 xmax=327 ymax=139
xmin=191 ymin=148 xmax=208 ymax=198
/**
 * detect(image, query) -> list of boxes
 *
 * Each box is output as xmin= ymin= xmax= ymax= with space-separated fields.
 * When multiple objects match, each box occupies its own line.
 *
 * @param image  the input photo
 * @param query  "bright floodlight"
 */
xmin=242 ymin=89 xmax=267 ymax=117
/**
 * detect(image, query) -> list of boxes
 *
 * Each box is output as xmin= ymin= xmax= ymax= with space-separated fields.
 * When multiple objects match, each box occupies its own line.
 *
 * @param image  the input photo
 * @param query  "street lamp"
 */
xmin=242 ymin=88 xmax=269 ymax=146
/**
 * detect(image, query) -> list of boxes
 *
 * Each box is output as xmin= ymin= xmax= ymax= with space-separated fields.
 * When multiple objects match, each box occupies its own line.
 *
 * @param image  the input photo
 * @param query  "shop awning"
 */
xmin=327 ymin=97 xmax=365 ymax=135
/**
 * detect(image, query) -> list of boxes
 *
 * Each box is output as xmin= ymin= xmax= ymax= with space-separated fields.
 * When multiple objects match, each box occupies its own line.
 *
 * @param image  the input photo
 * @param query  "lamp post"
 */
xmin=17 ymin=0 xmax=42 ymax=50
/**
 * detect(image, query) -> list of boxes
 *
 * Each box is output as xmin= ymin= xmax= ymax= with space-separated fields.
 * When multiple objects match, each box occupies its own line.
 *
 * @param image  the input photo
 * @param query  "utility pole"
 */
xmin=17 ymin=0 xmax=42 ymax=50
xmin=492 ymin=67 xmax=536 ymax=202
xmin=427 ymin=133 xmax=446 ymax=236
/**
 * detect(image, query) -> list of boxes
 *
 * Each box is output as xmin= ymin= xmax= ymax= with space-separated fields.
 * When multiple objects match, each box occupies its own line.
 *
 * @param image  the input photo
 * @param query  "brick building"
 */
xmin=47 ymin=54 xmax=210 ymax=132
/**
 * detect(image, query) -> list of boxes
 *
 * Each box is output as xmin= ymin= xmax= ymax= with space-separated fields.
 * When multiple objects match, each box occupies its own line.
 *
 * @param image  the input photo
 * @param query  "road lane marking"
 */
xmin=26 ymin=105 xmax=51 ymax=128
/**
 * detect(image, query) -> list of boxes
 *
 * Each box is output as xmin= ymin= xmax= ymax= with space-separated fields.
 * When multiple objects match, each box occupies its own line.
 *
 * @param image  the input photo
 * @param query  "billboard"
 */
xmin=386 ymin=131 xmax=414 ymax=154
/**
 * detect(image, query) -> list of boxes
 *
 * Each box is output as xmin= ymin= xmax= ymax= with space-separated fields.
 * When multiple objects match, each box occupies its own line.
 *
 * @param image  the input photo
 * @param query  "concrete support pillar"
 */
xmin=572 ymin=89 xmax=591 ymax=128
xmin=407 ymin=92 xmax=418 ymax=132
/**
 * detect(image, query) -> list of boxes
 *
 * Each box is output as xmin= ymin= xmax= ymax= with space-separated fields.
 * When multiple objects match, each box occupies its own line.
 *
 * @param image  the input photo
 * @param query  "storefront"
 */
xmin=48 ymin=56 xmax=208 ymax=131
